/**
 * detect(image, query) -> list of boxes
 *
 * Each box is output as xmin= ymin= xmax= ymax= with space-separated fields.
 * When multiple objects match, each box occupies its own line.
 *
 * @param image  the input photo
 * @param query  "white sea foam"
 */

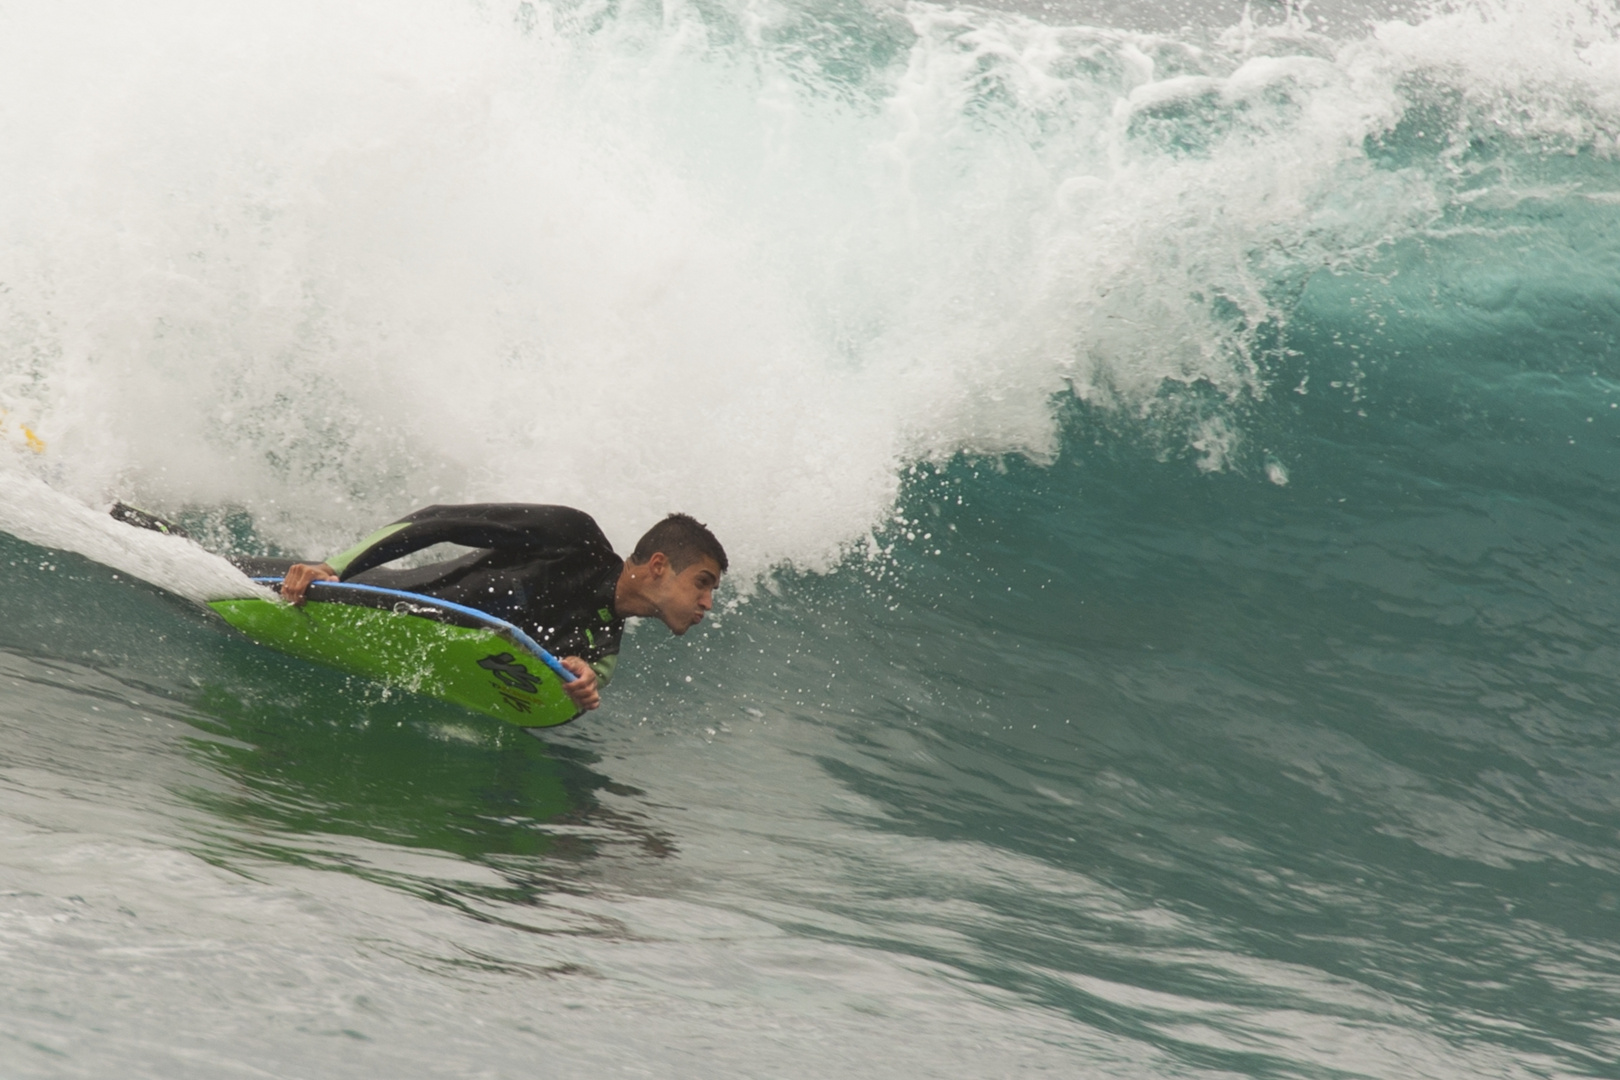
xmin=0 ymin=470 xmax=261 ymax=602
xmin=0 ymin=0 xmax=1616 ymax=585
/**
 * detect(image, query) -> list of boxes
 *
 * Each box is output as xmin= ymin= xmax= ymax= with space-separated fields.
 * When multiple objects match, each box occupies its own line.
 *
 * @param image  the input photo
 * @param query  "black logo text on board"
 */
xmin=478 ymin=653 xmax=541 ymax=695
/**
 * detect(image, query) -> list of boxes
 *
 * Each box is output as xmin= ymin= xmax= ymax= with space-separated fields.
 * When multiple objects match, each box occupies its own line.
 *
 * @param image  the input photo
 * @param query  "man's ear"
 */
xmin=646 ymin=551 xmax=671 ymax=578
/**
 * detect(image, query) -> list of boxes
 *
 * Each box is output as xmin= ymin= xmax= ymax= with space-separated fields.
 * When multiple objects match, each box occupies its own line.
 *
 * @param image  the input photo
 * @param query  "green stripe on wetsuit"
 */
xmin=326 ymin=523 xmax=410 ymax=577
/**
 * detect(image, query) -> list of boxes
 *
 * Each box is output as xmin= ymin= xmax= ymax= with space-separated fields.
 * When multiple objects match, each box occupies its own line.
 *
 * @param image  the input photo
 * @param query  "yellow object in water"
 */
xmin=0 ymin=409 xmax=46 ymax=453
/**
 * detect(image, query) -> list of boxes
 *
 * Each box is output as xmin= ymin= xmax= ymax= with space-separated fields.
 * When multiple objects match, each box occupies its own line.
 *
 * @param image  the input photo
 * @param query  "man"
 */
xmin=262 ymin=505 xmax=725 ymax=714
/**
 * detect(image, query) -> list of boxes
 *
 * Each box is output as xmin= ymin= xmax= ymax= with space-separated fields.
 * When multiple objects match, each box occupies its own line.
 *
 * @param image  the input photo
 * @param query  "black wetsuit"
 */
xmin=237 ymin=504 xmax=626 ymax=681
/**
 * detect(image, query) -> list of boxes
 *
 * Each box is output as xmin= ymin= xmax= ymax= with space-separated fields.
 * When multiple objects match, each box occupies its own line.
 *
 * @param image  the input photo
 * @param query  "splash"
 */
xmin=1 ymin=0 xmax=1618 ymax=587
xmin=0 ymin=471 xmax=258 ymax=602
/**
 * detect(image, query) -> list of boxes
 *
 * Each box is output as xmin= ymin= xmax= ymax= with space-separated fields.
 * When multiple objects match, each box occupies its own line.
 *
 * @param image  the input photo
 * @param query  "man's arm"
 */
xmin=330 ymin=504 xmax=611 ymax=582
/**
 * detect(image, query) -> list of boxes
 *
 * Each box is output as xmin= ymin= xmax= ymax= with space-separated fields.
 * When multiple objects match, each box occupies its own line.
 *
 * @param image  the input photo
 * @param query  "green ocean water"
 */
xmin=5 ymin=0 xmax=1620 ymax=1076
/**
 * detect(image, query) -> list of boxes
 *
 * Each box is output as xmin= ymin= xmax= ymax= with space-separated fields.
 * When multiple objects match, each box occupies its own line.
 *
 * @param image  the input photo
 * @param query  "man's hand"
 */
xmin=281 ymin=562 xmax=338 ymax=606
xmin=560 ymin=656 xmax=601 ymax=711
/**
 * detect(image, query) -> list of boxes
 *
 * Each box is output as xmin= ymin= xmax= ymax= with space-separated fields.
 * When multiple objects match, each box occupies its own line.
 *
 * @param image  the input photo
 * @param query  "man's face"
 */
xmin=652 ymin=556 xmax=722 ymax=635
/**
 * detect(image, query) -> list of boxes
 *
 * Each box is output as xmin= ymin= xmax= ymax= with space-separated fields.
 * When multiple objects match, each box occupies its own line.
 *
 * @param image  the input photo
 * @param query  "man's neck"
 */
xmin=614 ymin=562 xmax=656 ymax=619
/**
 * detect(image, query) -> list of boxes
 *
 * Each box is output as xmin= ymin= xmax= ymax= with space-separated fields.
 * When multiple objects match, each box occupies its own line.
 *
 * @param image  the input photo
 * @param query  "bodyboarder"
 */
xmin=115 ymin=502 xmax=726 ymax=714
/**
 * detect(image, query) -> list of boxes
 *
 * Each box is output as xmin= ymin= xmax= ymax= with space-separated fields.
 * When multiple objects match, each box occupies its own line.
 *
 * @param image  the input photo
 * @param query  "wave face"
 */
xmin=5 ymin=0 xmax=1620 ymax=1075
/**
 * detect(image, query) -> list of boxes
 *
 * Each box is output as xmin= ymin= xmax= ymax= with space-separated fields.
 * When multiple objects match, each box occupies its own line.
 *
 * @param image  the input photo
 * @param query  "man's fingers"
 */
xmin=561 ymin=657 xmax=600 ymax=711
xmin=281 ymin=563 xmax=336 ymax=607
xmin=565 ymin=685 xmax=600 ymax=710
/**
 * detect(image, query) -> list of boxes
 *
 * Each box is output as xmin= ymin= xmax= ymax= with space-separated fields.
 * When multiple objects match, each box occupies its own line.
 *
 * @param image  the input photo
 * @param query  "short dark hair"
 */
xmin=630 ymin=513 xmax=728 ymax=573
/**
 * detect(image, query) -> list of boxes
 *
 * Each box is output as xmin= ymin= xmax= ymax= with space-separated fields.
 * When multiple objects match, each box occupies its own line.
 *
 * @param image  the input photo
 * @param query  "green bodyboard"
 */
xmin=209 ymin=596 xmax=581 ymax=727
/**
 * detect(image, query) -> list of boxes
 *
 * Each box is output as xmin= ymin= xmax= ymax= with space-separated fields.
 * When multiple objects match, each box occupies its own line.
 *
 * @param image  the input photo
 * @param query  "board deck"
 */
xmin=209 ymin=580 xmax=581 ymax=727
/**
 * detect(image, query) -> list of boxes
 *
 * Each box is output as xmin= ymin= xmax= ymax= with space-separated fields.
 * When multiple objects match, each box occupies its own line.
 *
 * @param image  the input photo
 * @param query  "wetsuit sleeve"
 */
xmin=327 ymin=504 xmax=615 ymax=582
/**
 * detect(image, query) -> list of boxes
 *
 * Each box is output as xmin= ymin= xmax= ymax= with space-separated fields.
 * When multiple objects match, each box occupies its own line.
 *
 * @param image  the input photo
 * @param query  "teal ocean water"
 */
xmin=5 ymin=0 xmax=1620 ymax=1075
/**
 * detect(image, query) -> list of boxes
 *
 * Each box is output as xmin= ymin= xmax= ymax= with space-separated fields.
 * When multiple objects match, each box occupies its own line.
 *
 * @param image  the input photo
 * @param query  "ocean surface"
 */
xmin=4 ymin=0 xmax=1620 ymax=1075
